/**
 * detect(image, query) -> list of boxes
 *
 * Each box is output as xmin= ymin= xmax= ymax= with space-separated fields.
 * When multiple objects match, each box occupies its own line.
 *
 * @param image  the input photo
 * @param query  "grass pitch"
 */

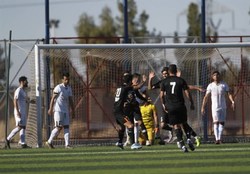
xmin=1 ymin=143 xmax=250 ymax=174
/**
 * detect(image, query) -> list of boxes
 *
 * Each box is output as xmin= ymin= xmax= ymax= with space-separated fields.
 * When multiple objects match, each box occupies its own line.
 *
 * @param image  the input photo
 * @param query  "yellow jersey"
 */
xmin=140 ymin=103 xmax=156 ymax=128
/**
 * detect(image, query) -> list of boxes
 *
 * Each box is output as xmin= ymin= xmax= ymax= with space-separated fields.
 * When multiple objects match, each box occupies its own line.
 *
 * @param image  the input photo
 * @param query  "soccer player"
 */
xmin=114 ymin=73 xmax=138 ymax=149
xmin=148 ymin=67 xmax=173 ymax=143
xmin=201 ymin=71 xmax=235 ymax=144
xmin=125 ymin=73 xmax=149 ymax=149
xmin=46 ymin=72 xmax=75 ymax=149
xmin=139 ymin=96 xmax=159 ymax=146
xmin=149 ymin=67 xmax=202 ymax=147
xmin=5 ymin=76 xmax=31 ymax=149
xmin=160 ymin=64 xmax=195 ymax=152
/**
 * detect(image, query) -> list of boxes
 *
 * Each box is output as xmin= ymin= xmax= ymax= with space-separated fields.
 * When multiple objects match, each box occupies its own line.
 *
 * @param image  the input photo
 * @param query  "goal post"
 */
xmin=32 ymin=42 xmax=250 ymax=147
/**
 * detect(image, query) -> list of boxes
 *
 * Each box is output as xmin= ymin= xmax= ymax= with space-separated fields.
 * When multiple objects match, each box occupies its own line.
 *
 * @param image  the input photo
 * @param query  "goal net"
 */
xmin=30 ymin=43 xmax=250 ymax=147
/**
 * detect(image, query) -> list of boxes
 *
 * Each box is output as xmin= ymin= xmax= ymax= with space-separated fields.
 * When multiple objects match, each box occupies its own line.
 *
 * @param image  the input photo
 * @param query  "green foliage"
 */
xmin=0 ymin=46 xmax=5 ymax=81
xmin=75 ymin=0 xmax=161 ymax=44
xmin=186 ymin=3 xmax=201 ymax=43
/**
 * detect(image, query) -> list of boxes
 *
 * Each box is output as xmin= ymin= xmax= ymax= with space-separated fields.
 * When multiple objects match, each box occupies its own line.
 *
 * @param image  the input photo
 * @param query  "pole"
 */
xmin=201 ymin=0 xmax=208 ymax=141
xmin=5 ymin=30 xmax=12 ymax=142
xmin=123 ymin=0 xmax=129 ymax=43
xmin=45 ymin=0 xmax=51 ymax=139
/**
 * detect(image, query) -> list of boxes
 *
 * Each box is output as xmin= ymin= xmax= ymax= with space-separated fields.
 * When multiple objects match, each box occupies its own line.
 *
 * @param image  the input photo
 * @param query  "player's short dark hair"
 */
xmin=133 ymin=73 xmax=141 ymax=78
xmin=168 ymin=64 xmax=177 ymax=74
xmin=212 ymin=71 xmax=220 ymax=75
xmin=161 ymin=67 xmax=169 ymax=73
xmin=123 ymin=74 xmax=133 ymax=84
xmin=62 ymin=72 xmax=70 ymax=78
xmin=123 ymin=70 xmax=131 ymax=76
xmin=19 ymin=76 xmax=27 ymax=83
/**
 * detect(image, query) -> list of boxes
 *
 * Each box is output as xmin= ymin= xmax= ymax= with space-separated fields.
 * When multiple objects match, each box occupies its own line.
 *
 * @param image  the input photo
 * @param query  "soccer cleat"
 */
xmin=65 ymin=145 xmax=73 ymax=149
xmin=187 ymin=139 xmax=195 ymax=151
xmin=195 ymin=136 xmax=201 ymax=147
xmin=146 ymin=140 xmax=151 ymax=146
xmin=215 ymin=140 xmax=221 ymax=144
xmin=158 ymin=140 xmax=165 ymax=145
xmin=181 ymin=146 xmax=189 ymax=153
xmin=21 ymin=144 xmax=32 ymax=148
xmin=45 ymin=141 xmax=55 ymax=149
xmin=5 ymin=139 xmax=11 ymax=149
xmin=115 ymin=142 xmax=124 ymax=150
xmin=131 ymin=143 xmax=142 ymax=150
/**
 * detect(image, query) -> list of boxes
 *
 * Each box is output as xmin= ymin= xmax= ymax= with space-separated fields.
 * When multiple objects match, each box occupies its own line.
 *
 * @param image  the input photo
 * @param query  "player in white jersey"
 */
xmin=201 ymin=71 xmax=235 ymax=144
xmin=5 ymin=76 xmax=31 ymax=149
xmin=46 ymin=72 xmax=75 ymax=149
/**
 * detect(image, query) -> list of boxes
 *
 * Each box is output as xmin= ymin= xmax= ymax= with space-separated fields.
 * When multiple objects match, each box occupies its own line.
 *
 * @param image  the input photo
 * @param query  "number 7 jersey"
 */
xmin=160 ymin=76 xmax=189 ymax=109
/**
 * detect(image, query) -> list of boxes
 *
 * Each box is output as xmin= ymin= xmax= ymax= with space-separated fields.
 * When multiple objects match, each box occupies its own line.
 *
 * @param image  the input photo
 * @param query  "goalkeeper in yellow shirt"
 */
xmin=139 ymin=97 xmax=159 ymax=146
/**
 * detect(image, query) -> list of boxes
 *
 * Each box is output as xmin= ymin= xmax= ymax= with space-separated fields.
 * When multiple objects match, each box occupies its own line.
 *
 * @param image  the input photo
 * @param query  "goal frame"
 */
xmin=34 ymin=42 xmax=250 ymax=147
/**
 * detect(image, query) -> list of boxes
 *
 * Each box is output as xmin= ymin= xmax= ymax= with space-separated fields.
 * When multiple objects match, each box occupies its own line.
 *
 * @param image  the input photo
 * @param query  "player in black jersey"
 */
xmin=149 ymin=67 xmax=202 ymax=147
xmin=160 ymin=64 xmax=195 ymax=152
xmin=114 ymin=74 xmax=135 ymax=149
xmin=114 ymin=73 xmax=147 ymax=149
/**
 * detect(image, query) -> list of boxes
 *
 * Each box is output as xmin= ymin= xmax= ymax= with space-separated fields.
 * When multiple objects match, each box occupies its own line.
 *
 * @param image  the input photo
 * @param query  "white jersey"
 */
xmin=53 ymin=83 xmax=72 ymax=113
xmin=14 ymin=87 xmax=27 ymax=117
xmin=206 ymin=81 xmax=229 ymax=111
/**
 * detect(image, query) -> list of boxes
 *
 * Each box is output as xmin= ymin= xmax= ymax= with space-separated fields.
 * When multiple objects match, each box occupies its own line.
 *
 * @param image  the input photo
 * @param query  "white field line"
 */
xmin=1 ymin=147 xmax=250 ymax=157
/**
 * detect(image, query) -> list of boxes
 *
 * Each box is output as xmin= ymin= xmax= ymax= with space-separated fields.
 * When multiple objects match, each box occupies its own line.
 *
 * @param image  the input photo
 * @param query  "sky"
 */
xmin=0 ymin=0 xmax=250 ymax=85
xmin=0 ymin=0 xmax=250 ymax=40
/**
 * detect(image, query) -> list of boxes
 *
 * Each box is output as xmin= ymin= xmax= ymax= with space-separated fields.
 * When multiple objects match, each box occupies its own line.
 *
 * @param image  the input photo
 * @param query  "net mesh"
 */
xmin=29 ymin=43 xmax=250 ymax=147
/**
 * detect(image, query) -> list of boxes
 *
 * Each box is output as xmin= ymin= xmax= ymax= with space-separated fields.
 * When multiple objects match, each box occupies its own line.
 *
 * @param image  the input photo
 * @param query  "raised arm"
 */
xmin=148 ymin=71 xmax=155 ymax=90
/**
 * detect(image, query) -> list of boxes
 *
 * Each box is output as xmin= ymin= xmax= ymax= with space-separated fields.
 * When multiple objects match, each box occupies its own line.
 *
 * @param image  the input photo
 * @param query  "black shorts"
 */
xmin=125 ymin=105 xmax=142 ymax=122
xmin=133 ymin=106 xmax=143 ymax=121
xmin=160 ymin=107 xmax=169 ymax=124
xmin=114 ymin=111 xmax=132 ymax=126
xmin=168 ymin=105 xmax=187 ymax=125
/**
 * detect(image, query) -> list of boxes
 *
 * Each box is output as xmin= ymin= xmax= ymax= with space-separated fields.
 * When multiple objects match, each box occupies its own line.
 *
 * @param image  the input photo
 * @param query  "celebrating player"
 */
xmin=160 ymin=64 xmax=195 ymax=152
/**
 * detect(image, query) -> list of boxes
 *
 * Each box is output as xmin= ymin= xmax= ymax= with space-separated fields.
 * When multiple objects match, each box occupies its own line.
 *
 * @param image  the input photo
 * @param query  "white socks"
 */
xmin=64 ymin=128 xmax=69 ymax=146
xmin=20 ymin=128 xmax=25 ymax=144
xmin=213 ymin=124 xmax=219 ymax=141
xmin=218 ymin=124 xmax=224 ymax=141
xmin=134 ymin=122 xmax=139 ymax=144
xmin=7 ymin=127 xmax=21 ymax=141
xmin=48 ymin=127 xmax=60 ymax=144
xmin=214 ymin=123 xmax=224 ymax=141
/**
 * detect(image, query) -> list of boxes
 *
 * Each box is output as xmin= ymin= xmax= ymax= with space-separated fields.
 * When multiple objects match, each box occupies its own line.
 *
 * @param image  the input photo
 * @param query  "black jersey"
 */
xmin=160 ymin=76 xmax=189 ymax=110
xmin=113 ymin=84 xmax=134 ymax=113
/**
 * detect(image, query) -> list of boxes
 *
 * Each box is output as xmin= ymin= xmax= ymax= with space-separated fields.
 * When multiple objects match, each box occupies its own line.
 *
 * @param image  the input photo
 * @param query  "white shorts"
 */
xmin=14 ymin=112 xmax=26 ymax=127
xmin=212 ymin=108 xmax=226 ymax=123
xmin=54 ymin=111 xmax=69 ymax=127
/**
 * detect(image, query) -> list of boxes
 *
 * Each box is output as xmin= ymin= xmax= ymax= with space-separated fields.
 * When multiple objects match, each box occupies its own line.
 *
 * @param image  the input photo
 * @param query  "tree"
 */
xmin=186 ymin=3 xmax=201 ymax=43
xmin=97 ymin=7 xmax=117 ymax=43
xmin=0 ymin=46 xmax=6 ymax=82
xmin=116 ymin=0 xmax=161 ymax=43
xmin=75 ymin=0 xmax=161 ymax=43
xmin=75 ymin=13 xmax=98 ymax=41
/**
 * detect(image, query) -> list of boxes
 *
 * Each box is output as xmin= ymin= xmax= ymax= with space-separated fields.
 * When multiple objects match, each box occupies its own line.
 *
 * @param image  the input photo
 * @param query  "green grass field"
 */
xmin=1 ymin=143 xmax=250 ymax=174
